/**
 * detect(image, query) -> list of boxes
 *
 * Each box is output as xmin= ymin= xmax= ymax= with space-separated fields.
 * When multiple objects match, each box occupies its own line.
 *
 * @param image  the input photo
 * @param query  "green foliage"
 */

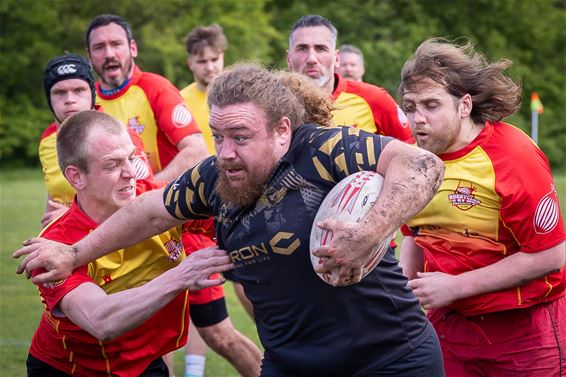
xmin=1 ymin=0 xmax=565 ymax=168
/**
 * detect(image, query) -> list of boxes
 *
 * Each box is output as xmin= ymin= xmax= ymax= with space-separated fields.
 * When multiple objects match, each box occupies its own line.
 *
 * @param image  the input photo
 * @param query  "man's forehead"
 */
xmin=210 ymin=102 xmax=266 ymax=126
xmin=403 ymin=79 xmax=447 ymax=99
xmin=51 ymin=78 xmax=90 ymax=91
xmin=89 ymin=23 xmax=128 ymax=43
xmin=193 ymin=46 xmax=223 ymax=58
xmin=340 ymin=52 xmax=361 ymax=62
xmin=290 ymin=26 xmax=334 ymax=46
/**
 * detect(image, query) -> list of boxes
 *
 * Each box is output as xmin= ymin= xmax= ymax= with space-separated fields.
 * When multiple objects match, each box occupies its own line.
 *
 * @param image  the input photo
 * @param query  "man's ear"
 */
xmin=460 ymin=93 xmax=473 ymax=118
xmin=130 ymin=39 xmax=138 ymax=59
xmin=286 ymin=49 xmax=292 ymax=69
xmin=64 ymin=165 xmax=86 ymax=190
xmin=275 ymin=117 xmax=292 ymax=145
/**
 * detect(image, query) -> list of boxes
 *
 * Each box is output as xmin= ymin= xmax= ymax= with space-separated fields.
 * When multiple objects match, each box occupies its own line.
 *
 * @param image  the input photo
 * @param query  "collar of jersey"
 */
xmin=99 ymin=77 xmax=131 ymax=97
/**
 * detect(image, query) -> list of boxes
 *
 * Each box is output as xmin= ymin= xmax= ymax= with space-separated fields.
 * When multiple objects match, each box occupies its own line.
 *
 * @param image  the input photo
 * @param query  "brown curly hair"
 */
xmin=274 ymin=71 xmax=335 ymax=128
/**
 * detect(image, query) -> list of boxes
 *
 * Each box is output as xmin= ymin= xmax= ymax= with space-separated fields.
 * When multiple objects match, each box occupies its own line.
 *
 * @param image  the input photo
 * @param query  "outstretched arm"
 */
xmin=60 ymin=247 xmax=232 ymax=341
xmin=15 ymin=188 xmax=183 ymax=283
xmin=314 ymin=140 xmax=444 ymax=286
xmin=408 ymin=241 xmax=565 ymax=310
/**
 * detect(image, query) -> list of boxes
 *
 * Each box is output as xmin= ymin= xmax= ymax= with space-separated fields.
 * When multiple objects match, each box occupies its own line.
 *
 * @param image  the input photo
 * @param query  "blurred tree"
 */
xmin=1 ymin=0 xmax=564 ymax=168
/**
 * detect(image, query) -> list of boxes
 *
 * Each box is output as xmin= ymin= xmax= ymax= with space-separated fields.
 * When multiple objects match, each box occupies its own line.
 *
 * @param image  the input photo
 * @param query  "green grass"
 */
xmin=1 ymin=168 xmax=565 ymax=376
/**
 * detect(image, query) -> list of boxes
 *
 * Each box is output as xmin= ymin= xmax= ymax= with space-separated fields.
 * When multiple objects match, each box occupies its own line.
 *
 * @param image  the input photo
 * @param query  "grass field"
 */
xmin=1 ymin=168 xmax=565 ymax=376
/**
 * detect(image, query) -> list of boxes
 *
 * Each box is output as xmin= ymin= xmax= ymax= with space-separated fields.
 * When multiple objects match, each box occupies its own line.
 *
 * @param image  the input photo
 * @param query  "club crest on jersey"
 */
xmin=128 ymin=116 xmax=145 ymax=134
xmin=534 ymin=185 xmax=560 ymax=234
xmin=165 ymin=239 xmax=183 ymax=262
xmin=172 ymin=104 xmax=192 ymax=128
xmin=448 ymin=182 xmax=481 ymax=210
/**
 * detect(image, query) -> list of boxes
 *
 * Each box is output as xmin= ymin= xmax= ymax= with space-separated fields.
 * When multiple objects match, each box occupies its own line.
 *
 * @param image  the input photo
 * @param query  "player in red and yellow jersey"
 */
xmin=39 ymin=53 xmax=152 ymax=228
xmin=398 ymin=39 xmax=565 ymax=377
xmin=28 ymin=111 xmax=233 ymax=377
xmin=286 ymin=15 xmax=413 ymax=143
xmin=86 ymin=14 xmax=209 ymax=183
xmin=179 ymin=24 xmax=226 ymax=156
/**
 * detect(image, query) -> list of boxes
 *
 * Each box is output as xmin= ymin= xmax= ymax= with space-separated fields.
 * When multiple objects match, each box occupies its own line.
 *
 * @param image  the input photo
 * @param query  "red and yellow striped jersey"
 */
xmin=29 ymin=197 xmax=189 ymax=376
xmin=404 ymin=121 xmax=565 ymax=316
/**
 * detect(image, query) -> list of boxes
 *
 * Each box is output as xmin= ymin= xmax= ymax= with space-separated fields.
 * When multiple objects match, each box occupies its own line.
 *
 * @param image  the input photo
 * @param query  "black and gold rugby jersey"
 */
xmin=164 ymin=124 xmax=433 ymax=376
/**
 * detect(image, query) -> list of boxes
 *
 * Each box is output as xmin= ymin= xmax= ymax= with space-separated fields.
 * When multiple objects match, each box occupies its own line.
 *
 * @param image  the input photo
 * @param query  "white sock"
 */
xmin=185 ymin=354 xmax=206 ymax=377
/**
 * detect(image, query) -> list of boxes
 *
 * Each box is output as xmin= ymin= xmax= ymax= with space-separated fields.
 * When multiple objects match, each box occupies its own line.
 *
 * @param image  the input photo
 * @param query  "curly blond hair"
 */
xmin=275 ymin=71 xmax=335 ymax=128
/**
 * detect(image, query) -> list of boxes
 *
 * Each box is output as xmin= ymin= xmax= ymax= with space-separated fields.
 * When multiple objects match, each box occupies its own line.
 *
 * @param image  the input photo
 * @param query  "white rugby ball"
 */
xmin=310 ymin=171 xmax=393 ymax=285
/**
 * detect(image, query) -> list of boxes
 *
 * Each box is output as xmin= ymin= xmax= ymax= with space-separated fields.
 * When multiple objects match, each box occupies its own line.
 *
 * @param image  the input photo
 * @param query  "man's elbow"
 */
xmin=85 ymin=322 xmax=123 ymax=342
xmin=550 ymin=242 xmax=566 ymax=271
xmin=413 ymin=150 xmax=445 ymax=194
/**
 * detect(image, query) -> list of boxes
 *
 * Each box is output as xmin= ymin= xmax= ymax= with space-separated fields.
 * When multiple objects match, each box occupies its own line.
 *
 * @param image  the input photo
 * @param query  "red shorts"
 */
xmin=429 ymin=295 xmax=566 ymax=377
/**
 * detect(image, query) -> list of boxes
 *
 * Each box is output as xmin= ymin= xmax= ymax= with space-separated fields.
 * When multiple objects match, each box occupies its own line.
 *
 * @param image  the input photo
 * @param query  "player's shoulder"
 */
xmin=137 ymin=70 xmax=177 ymax=93
xmin=41 ymin=122 xmax=58 ymax=140
xmin=488 ymin=122 xmax=538 ymax=153
xmin=344 ymin=79 xmax=391 ymax=101
xmin=484 ymin=122 xmax=549 ymax=175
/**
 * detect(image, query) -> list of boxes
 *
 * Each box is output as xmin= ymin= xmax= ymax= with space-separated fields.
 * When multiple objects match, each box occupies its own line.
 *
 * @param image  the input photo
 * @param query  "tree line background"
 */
xmin=1 ymin=0 xmax=564 ymax=169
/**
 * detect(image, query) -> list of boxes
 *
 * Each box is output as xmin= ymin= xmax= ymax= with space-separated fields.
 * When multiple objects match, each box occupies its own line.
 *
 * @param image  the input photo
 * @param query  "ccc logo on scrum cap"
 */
xmin=57 ymin=64 xmax=77 ymax=75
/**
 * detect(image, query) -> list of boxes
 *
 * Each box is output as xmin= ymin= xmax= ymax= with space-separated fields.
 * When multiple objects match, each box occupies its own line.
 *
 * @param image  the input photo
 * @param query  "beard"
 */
xmin=216 ymin=152 xmax=277 ymax=207
xmin=100 ymin=56 xmax=134 ymax=89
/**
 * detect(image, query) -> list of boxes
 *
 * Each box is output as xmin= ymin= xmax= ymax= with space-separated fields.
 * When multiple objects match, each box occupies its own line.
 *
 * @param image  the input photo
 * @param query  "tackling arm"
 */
xmin=60 ymin=247 xmax=232 ymax=341
xmin=15 ymin=189 xmax=183 ymax=283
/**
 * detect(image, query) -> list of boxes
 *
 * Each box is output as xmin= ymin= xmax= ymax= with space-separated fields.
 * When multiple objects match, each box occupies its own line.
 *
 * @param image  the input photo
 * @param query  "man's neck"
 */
xmin=195 ymin=81 xmax=208 ymax=93
xmin=321 ymin=74 xmax=336 ymax=96
xmin=76 ymin=195 xmax=114 ymax=225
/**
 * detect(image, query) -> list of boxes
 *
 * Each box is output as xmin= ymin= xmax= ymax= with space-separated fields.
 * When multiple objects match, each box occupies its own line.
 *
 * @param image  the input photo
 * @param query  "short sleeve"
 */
xmin=163 ymin=157 xmax=216 ymax=220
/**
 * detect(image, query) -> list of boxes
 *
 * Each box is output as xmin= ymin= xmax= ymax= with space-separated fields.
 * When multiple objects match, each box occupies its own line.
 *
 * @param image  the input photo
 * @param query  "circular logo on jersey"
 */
xmin=396 ymin=105 xmax=409 ymax=128
xmin=533 ymin=189 xmax=560 ymax=234
xmin=57 ymin=64 xmax=77 ymax=76
xmin=172 ymin=103 xmax=193 ymax=128
xmin=132 ymin=156 xmax=150 ymax=180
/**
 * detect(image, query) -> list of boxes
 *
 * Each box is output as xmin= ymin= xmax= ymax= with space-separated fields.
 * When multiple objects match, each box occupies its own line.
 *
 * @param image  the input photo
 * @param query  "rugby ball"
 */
xmin=310 ymin=171 xmax=393 ymax=285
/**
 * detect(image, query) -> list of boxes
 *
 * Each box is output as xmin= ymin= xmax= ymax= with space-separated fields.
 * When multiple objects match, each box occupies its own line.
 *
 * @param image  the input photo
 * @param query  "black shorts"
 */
xmin=259 ymin=333 xmax=445 ymax=377
xmin=27 ymin=354 xmax=169 ymax=377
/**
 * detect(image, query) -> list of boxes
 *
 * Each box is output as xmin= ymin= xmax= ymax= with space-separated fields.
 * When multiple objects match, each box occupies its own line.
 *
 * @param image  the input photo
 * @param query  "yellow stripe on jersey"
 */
xmin=318 ymin=131 xmax=343 ymax=156
xmin=365 ymin=137 xmax=376 ymax=166
xmin=312 ymin=156 xmax=333 ymax=182
xmin=39 ymin=131 xmax=75 ymax=206
xmin=333 ymin=152 xmax=349 ymax=176
xmin=87 ymin=227 xmax=184 ymax=294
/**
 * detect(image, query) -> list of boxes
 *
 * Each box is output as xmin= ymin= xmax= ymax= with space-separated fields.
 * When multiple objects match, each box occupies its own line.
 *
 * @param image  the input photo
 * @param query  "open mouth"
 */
xmin=118 ymin=185 xmax=134 ymax=194
xmin=104 ymin=63 xmax=121 ymax=74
